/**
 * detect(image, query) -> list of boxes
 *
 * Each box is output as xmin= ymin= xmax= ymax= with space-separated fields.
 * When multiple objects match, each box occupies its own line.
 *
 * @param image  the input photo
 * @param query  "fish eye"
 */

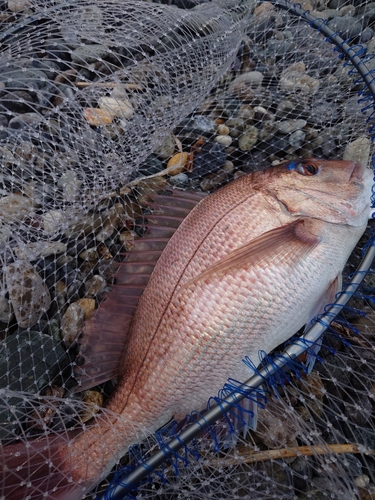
xmin=295 ymin=162 xmax=319 ymax=176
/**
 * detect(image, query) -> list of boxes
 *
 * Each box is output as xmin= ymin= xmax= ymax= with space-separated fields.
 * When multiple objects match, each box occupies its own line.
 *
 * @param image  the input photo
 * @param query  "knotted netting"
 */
xmin=0 ymin=0 xmax=375 ymax=499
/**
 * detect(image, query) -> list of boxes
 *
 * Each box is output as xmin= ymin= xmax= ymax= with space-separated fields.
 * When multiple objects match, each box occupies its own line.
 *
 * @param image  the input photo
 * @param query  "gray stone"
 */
xmin=154 ymin=134 xmax=176 ymax=159
xmin=277 ymin=118 xmax=306 ymax=134
xmin=5 ymin=260 xmax=51 ymax=328
xmin=84 ymin=275 xmax=107 ymax=298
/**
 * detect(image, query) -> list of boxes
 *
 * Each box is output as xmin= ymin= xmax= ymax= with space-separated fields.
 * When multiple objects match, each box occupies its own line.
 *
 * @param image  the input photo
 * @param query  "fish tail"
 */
xmin=0 ymin=429 xmax=88 ymax=500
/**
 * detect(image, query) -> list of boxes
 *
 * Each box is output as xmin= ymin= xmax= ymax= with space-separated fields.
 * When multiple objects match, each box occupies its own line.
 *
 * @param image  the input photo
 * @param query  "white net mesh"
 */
xmin=0 ymin=0 xmax=375 ymax=499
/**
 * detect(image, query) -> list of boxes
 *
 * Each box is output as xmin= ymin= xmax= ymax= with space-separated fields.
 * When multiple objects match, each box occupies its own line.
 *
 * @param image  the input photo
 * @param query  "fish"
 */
xmin=1 ymin=158 xmax=372 ymax=500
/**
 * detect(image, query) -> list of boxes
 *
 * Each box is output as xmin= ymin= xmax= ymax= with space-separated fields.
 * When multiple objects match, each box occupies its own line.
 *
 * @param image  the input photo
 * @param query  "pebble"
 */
xmin=0 ymin=291 xmax=14 ymax=323
xmin=154 ymin=134 xmax=176 ymax=159
xmin=343 ymin=137 xmax=371 ymax=166
xmin=43 ymin=210 xmax=66 ymax=235
xmin=98 ymin=97 xmax=134 ymax=120
xmin=255 ymin=398 xmax=299 ymax=448
xmin=75 ymin=298 xmax=96 ymax=319
xmin=96 ymin=203 xmax=126 ymax=242
xmin=61 ymin=302 xmax=85 ymax=346
xmin=277 ymin=118 xmax=307 ymax=134
xmin=217 ymin=124 xmax=229 ymax=135
xmin=79 ymin=248 xmax=99 ymax=262
xmin=169 ymin=173 xmax=189 ymax=186
xmin=279 ymin=70 xmax=320 ymax=95
xmin=214 ymin=135 xmax=232 ymax=147
xmin=83 ymin=107 xmax=114 ymax=126
xmin=5 ymin=260 xmax=51 ymax=328
xmin=81 ymin=390 xmax=104 ymax=423
xmin=189 ymin=142 xmax=226 ymax=179
xmin=71 ymin=44 xmax=108 ymax=64
xmin=289 ymin=129 xmax=305 ymax=149
xmin=166 ymin=152 xmax=189 ymax=174
xmin=345 ymin=394 xmax=373 ymax=425
xmin=238 ymin=126 xmax=259 ymax=151
xmin=0 ymin=194 xmax=34 ymax=223
xmin=7 ymin=0 xmax=31 ymax=11
xmin=200 ymin=171 xmax=228 ymax=191
xmin=57 ymin=170 xmax=82 ymax=203
xmin=15 ymin=242 xmax=67 ymax=261
xmin=84 ymin=275 xmax=107 ymax=299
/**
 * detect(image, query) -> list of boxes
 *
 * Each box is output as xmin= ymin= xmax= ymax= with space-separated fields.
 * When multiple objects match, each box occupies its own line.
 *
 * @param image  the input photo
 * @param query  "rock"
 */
xmin=61 ymin=302 xmax=85 ymax=346
xmin=217 ymin=124 xmax=230 ymax=135
xmin=166 ymin=152 xmax=189 ymax=174
xmin=328 ymin=16 xmax=363 ymax=39
xmin=15 ymin=241 xmax=67 ymax=261
xmin=57 ymin=170 xmax=82 ymax=203
xmin=71 ymin=44 xmax=108 ymax=63
xmin=81 ymin=390 xmax=104 ymax=423
xmin=289 ymin=129 xmax=305 ymax=149
xmin=189 ymin=142 xmax=226 ymax=179
xmin=169 ymin=173 xmax=189 ymax=186
xmin=98 ymin=97 xmax=134 ymax=120
xmin=0 ymin=330 xmax=67 ymax=392
xmin=355 ymin=474 xmax=370 ymax=488
xmin=238 ymin=126 xmax=259 ymax=151
xmin=79 ymin=248 xmax=99 ymax=262
xmin=277 ymin=118 xmax=307 ymax=134
xmin=139 ymin=154 xmax=163 ymax=176
xmin=279 ymin=70 xmax=320 ymax=95
xmin=343 ymin=137 xmax=371 ymax=166
xmin=84 ymin=275 xmax=107 ymax=298
xmin=255 ymin=398 xmax=299 ymax=448
xmin=200 ymin=171 xmax=228 ymax=191
xmin=8 ymin=112 xmax=43 ymax=129
xmin=5 ymin=260 xmax=51 ymax=328
xmin=0 ymin=194 xmax=34 ymax=223
xmin=178 ymin=115 xmax=216 ymax=135
xmin=43 ymin=210 xmax=65 ymax=234
xmin=225 ymin=117 xmax=245 ymax=138
xmin=154 ymin=134 xmax=176 ymax=159
xmin=83 ymin=107 xmax=114 ymax=126
xmin=0 ymin=291 xmax=14 ymax=323
xmin=345 ymin=394 xmax=373 ymax=425
xmin=75 ymin=298 xmax=96 ymax=319
xmin=307 ymin=99 xmax=339 ymax=125
xmin=7 ymin=0 xmax=31 ymax=11
xmin=214 ymin=135 xmax=232 ymax=147
xmin=96 ymin=203 xmax=125 ymax=242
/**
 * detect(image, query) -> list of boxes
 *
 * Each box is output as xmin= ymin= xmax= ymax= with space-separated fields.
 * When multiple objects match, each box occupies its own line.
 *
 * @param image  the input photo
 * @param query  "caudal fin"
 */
xmin=0 ymin=430 xmax=87 ymax=500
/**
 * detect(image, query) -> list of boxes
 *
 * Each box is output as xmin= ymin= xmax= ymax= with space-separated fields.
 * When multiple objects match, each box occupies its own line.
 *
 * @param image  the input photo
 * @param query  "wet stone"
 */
xmin=0 ymin=194 xmax=34 ymax=223
xmin=5 ymin=260 xmax=51 ymax=329
xmin=0 ymin=330 xmax=67 ymax=392
xmin=154 ymin=134 xmax=176 ymax=159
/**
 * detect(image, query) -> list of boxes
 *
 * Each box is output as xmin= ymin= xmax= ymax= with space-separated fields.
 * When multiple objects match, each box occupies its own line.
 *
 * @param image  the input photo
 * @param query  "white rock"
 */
xmin=0 ymin=194 xmax=34 ymax=223
xmin=15 ymin=241 xmax=67 ymax=261
xmin=8 ymin=0 xmax=31 ymax=12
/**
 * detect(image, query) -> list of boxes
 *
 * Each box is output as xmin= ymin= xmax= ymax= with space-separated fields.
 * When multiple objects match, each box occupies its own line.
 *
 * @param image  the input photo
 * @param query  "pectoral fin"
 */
xmin=181 ymin=219 xmax=320 ymax=291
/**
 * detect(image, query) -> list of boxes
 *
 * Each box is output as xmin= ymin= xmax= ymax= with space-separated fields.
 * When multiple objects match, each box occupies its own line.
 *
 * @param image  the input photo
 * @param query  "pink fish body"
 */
xmin=2 ymin=159 xmax=372 ymax=499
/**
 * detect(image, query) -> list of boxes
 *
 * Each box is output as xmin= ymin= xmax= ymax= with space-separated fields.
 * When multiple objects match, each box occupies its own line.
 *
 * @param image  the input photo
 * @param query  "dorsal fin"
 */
xmin=74 ymin=189 xmax=207 ymax=391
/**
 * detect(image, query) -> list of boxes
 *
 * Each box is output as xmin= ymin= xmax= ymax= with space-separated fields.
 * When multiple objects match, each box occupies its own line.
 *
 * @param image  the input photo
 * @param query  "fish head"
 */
xmin=266 ymin=158 xmax=373 ymax=227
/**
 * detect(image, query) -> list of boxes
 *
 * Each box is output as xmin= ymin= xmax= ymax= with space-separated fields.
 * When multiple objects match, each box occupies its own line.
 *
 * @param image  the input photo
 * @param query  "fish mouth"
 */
xmin=349 ymin=162 xmax=366 ymax=181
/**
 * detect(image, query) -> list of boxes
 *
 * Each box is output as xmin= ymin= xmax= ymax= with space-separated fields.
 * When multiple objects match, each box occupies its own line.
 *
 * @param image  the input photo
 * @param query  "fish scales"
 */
xmin=2 ymin=158 xmax=372 ymax=499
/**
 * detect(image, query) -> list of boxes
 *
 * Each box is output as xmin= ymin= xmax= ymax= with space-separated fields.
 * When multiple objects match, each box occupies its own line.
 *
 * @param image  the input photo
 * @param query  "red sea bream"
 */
xmin=1 ymin=158 xmax=372 ymax=499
